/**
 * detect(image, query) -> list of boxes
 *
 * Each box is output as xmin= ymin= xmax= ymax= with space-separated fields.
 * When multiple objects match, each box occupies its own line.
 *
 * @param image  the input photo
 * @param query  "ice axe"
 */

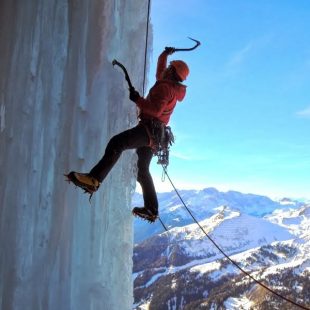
xmin=112 ymin=37 xmax=201 ymax=90
xmin=112 ymin=59 xmax=134 ymax=91
xmin=165 ymin=37 xmax=201 ymax=53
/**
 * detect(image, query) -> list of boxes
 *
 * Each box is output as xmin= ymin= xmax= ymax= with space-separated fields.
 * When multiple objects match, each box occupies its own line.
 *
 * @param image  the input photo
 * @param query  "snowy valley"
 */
xmin=132 ymin=189 xmax=310 ymax=309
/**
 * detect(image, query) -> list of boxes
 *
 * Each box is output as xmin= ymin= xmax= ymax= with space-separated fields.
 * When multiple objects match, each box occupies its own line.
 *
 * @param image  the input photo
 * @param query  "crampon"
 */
xmin=132 ymin=207 xmax=158 ymax=223
xmin=64 ymin=171 xmax=100 ymax=202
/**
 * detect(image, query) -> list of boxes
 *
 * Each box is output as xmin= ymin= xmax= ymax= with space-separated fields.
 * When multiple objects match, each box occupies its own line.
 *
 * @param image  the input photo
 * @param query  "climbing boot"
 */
xmin=132 ymin=207 xmax=158 ymax=223
xmin=65 ymin=171 xmax=100 ymax=195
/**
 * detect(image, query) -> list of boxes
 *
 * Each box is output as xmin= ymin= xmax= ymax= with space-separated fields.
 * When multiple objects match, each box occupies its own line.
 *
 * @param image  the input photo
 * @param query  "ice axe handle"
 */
xmin=166 ymin=37 xmax=201 ymax=52
xmin=112 ymin=59 xmax=134 ymax=90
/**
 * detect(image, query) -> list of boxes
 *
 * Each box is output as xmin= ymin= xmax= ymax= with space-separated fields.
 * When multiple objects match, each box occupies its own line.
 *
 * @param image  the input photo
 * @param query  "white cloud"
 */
xmin=296 ymin=106 xmax=310 ymax=118
xmin=170 ymin=151 xmax=192 ymax=161
xmin=151 ymin=177 xmax=207 ymax=193
xmin=224 ymin=34 xmax=273 ymax=74
xmin=170 ymin=151 xmax=210 ymax=162
xmin=227 ymin=42 xmax=254 ymax=67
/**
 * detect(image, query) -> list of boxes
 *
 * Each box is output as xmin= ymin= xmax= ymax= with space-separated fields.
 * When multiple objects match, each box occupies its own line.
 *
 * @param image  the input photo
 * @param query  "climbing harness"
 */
xmin=156 ymin=125 xmax=174 ymax=167
xmin=160 ymin=166 xmax=310 ymax=310
xmin=140 ymin=118 xmax=174 ymax=167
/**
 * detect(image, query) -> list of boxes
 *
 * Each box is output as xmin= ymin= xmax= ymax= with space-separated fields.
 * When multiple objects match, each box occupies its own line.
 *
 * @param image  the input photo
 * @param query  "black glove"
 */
xmin=129 ymin=88 xmax=140 ymax=102
xmin=164 ymin=47 xmax=175 ymax=55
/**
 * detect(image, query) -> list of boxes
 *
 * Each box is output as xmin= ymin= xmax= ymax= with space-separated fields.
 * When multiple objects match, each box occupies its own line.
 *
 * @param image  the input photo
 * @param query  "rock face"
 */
xmin=0 ymin=1 xmax=151 ymax=309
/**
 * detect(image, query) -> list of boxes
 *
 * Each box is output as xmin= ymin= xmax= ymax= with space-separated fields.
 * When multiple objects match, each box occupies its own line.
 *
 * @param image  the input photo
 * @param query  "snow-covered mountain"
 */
xmin=266 ymin=206 xmax=310 ymax=238
xmin=132 ymin=188 xmax=302 ymax=243
xmin=132 ymin=190 xmax=310 ymax=309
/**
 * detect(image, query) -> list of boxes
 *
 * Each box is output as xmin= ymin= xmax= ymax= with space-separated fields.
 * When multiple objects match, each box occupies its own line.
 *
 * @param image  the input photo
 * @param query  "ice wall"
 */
xmin=0 ymin=1 xmax=151 ymax=309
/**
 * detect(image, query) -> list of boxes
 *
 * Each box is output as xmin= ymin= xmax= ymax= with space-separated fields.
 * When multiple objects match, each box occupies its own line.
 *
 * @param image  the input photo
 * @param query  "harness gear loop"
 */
xmin=140 ymin=119 xmax=175 ymax=168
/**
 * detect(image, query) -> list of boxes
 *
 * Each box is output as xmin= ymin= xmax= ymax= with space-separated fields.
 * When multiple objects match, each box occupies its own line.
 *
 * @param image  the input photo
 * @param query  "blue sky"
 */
xmin=140 ymin=0 xmax=310 ymax=199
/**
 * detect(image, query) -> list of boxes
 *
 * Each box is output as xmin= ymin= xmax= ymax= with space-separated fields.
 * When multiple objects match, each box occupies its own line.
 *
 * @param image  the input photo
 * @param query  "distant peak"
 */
xmin=278 ymin=197 xmax=297 ymax=206
xmin=202 ymin=187 xmax=219 ymax=194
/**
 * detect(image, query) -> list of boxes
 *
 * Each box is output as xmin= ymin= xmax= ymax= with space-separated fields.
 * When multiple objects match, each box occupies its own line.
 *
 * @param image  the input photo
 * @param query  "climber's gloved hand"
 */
xmin=129 ymin=87 xmax=140 ymax=102
xmin=164 ymin=47 xmax=176 ymax=55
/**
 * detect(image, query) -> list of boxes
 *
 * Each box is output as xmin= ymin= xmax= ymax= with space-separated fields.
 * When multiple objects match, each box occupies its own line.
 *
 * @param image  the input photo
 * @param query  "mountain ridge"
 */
xmin=133 ymin=187 xmax=303 ymax=243
xmin=132 ymin=189 xmax=310 ymax=309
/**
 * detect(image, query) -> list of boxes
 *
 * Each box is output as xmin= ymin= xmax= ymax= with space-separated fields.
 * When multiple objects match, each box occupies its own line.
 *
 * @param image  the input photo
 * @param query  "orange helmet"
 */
xmin=170 ymin=60 xmax=189 ymax=81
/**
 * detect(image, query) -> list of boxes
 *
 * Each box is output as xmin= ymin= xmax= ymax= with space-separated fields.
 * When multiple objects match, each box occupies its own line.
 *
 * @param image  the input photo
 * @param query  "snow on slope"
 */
xmin=165 ymin=206 xmax=294 ymax=260
xmin=132 ymin=188 xmax=302 ymax=242
xmin=133 ymin=202 xmax=310 ymax=309
xmin=266 ymin=204 xmax=310 ymax=237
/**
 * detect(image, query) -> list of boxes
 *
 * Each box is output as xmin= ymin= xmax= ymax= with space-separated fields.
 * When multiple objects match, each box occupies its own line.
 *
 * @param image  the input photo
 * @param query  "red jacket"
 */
xmin=135 ymin=51 xmax=186 ymax=125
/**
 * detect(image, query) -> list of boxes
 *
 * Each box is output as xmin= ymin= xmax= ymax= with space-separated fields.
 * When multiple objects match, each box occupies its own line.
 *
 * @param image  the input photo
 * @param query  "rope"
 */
xmin=142 ymin=0 xmax=151 ymax=96
xmin=158 ymin=216 xmax=168 ymax=231
xmin=162 ymin=165 xmax=310 ymax=310
xmin=139 ymin=1 xmax=308 ymax=308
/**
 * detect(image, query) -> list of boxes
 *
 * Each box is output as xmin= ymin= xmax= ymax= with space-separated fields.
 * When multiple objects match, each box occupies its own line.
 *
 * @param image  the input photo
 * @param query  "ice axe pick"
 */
xmin=165 ymin=37 xmax=201 ymax=53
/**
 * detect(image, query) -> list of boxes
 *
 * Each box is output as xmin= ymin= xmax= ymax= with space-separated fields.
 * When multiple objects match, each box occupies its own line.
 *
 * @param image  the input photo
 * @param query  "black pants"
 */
xmin=90 ymin=123 xmax=158 ymax=212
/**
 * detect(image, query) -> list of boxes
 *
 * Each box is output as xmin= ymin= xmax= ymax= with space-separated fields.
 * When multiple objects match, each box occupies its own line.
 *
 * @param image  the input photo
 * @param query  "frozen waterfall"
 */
xmin=0 ymin=1 xmax=151 ymax=309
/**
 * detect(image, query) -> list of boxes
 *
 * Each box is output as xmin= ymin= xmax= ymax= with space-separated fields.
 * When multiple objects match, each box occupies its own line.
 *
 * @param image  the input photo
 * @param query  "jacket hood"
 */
xmin=159 ymin=79 xmax=187 ymax=102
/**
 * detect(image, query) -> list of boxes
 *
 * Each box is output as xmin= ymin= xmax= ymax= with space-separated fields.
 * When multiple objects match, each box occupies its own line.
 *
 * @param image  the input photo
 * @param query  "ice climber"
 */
xmin=66 ymin=47 xmax=189 ymax=222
